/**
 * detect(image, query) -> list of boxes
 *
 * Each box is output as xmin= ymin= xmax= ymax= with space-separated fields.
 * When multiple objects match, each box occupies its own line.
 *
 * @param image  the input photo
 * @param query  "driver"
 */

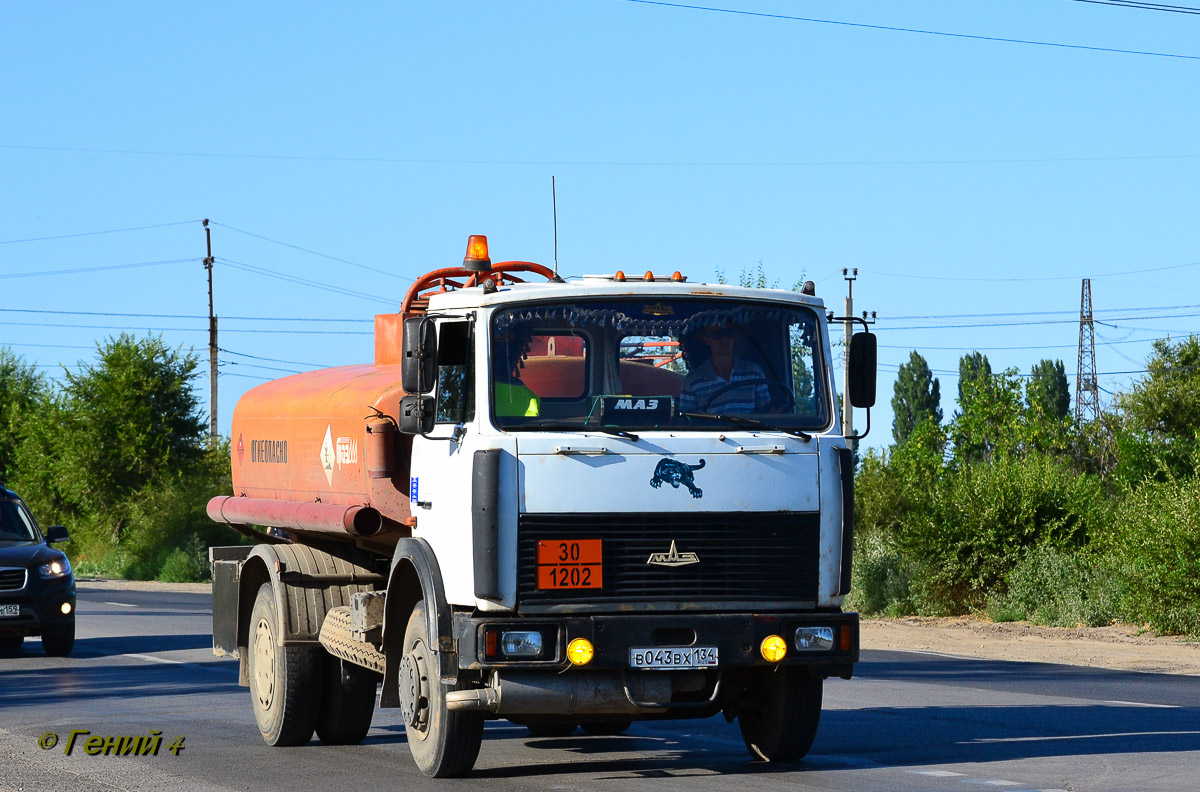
xmin=493 ymin=326 xmax=541 ymax=418
xmin=679 ymin=321 xmax=771 ymax=413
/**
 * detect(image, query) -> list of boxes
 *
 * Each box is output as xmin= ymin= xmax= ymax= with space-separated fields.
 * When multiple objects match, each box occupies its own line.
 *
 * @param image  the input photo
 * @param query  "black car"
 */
xmin=0 ymin=486 xmax=76 ymax=656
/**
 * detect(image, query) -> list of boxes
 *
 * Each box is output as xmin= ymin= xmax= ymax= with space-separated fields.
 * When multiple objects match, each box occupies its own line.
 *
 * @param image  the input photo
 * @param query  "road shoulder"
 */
xmin=863 ymin=615 xmax=1200 ymax=676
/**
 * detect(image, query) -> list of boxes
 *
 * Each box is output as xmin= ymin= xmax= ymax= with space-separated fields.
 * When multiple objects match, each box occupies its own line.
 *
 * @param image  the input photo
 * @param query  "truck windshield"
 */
xmin=489 ymin=298 xmax=829 ymax=432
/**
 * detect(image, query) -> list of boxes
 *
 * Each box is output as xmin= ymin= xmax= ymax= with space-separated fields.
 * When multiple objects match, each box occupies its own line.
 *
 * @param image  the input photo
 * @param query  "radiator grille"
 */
xmin=0 ymin=568 xmax=28 ymax=591
xmin=518 ymin=512 xmax=820 ymax=607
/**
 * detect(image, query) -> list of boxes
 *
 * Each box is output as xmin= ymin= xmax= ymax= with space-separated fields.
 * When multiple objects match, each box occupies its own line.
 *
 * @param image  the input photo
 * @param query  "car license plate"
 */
xmin=0 ymin=604 xmax=19 ymax=618
xmin=630 ymin=646 xmax=718 ymax=669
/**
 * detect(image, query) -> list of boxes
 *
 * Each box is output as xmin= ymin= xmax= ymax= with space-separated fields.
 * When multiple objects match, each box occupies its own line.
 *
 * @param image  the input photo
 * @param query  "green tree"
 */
xmin=891 ymin=350 xmax=942 ymax=445
xmin=949 ymin=369 xmax=1024 ymax=464
xmin=1111 ymin=335 xmax=1200 ymax=482
xmin=0 ymin=349 xmax=48 ymax=483
xmin=1027 ymin=359 xmax=1070 ymax=421
xmin=957 ymin=351 xmax=992 ymax=405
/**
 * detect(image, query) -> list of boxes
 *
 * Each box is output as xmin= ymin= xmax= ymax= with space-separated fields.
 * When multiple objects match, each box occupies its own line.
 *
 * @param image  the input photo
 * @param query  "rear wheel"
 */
xmin=400 ymin=603 xmax=483 ymax=777
xmin=41 ymin=623 xmax=75 ymax=657
xmin=248 ymin=583 xmax=320 ymax=746
xmin=316 ymin=654 xmax=379 ymax=745
xmin=580 ymin=720 xmax=632 ymax=736
xmin=0 ymin=636 xmax=23 ymax=650
xmin=524 ymin=721 xmax=579 ymax=738
xmin=738 ymin=669 xmax=823 ymax=762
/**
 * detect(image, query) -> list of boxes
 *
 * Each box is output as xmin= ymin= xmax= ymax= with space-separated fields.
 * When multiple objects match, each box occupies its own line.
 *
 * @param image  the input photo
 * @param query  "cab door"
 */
xmin=407 ymin=316 xmax=484 ymax=608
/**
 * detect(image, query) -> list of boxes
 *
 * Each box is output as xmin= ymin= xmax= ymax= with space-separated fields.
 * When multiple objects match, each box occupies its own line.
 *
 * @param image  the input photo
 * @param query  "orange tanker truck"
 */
xmin=208 ymin=235 xmax=877 ymax=777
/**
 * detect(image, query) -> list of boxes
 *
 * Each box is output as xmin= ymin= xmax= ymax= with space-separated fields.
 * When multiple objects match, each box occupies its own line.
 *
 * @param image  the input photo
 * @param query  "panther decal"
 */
xmin=649 ymin=458 xmax=706 ymax=499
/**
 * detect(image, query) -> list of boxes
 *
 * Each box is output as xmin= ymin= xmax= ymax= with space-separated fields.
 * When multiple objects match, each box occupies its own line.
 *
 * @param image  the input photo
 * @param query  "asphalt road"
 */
xmin=1 ymin=583 xmax=1198 ymax=792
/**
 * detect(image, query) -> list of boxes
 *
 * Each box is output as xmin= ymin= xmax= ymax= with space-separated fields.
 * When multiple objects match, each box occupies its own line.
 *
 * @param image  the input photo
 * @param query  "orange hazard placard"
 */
xmin=536 ymin=540 xmax=602 ymax=590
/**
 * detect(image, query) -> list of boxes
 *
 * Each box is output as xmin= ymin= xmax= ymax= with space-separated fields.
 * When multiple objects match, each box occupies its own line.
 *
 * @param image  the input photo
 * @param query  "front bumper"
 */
xmin=0 ymin=575 xmax=76 ymax=637
xmin=455 ymin=610 xmax=858 ymax=677
xmin=449 ymin=610 xmax=857 ymax=718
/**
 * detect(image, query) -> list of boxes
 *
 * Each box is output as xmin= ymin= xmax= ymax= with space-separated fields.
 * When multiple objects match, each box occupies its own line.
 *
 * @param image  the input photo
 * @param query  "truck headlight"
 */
xmin=501 ymin=631 xmax=544 ymax=658
xmin=38 ymin=558 xmax=70 ymax=579
xmin=794 ymin=626 xmax=834 ymax=651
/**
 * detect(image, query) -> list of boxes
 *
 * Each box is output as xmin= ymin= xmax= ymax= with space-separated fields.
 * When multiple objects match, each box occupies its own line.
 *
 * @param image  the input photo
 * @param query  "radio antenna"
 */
xmin=552 ymin=175 xmax=559 ymax=278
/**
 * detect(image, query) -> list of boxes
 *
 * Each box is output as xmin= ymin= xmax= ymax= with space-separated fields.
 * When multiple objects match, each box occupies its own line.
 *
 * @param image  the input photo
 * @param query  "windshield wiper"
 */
xmin=679 ymin=411 xmax=812 ymax=441
xmin=519 ymin=421 xmax=640 ymax=442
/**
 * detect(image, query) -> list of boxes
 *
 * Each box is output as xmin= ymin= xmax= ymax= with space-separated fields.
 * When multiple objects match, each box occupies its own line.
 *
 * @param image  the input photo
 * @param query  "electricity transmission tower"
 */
xmin=1075 ymin=278 xmax=1100 ymax=423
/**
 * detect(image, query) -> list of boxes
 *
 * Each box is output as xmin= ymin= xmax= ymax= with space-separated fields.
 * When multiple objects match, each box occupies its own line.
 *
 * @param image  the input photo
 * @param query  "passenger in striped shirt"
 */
xmin=680 ymin=323 xmax=771 ymax=414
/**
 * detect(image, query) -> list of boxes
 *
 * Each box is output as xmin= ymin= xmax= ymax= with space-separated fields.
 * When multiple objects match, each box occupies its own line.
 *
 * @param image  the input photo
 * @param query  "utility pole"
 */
xmin=1075 ymin=278 xmax=1099 ymax=423
xmin=203 ymin=219 xmax=218 ymax=443
xmin=842 ymin=268 xmax=856 ymax=439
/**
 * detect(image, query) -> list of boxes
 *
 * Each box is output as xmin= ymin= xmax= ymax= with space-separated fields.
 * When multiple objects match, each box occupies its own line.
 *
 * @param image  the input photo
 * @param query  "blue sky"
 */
xmin=3 ymin=1 xmax=1198 ymax=449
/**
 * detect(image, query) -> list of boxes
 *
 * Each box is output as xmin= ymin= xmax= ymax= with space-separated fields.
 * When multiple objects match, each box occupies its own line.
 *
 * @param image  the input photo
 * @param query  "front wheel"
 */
xmin=738 ymin=669 xmax=822 ymax=762
xmin=0 ymin=635 xmax=24 ymax=650
xmin=248 ymin=583 xmax=321 ymax=746
xmin=42 ymin=623 xmax=75 ymax=657
xmin=400 ymin=603 xmax=483 ymax=777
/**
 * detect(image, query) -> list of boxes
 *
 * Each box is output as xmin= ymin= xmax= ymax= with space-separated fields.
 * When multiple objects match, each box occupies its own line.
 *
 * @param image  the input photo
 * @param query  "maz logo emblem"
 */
xmin=647 ymin=540 xmax=700 ymax=567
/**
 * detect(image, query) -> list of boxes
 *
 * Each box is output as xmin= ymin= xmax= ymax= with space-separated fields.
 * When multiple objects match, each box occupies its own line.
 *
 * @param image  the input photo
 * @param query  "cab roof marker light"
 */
xmin=614 ymin=270 xmax=626 ymax=282
xmin=644 ymin=270 xmax=654 ymax=281
xmin=671 ymin=271 xmax=686 ymax=282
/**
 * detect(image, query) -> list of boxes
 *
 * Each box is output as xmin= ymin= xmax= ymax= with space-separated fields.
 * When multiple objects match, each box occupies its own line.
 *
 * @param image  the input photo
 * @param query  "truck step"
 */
xmin=319 ymin=606 xmax=385 ymax=674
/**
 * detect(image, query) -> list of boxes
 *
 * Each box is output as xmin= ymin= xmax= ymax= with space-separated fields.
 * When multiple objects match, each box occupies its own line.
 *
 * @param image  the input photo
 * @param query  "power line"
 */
xmin=1068 ymin=0 xmax=1200 ymax=15
xmin=886 ymin=311 xmax=1200 ymax=330
xmin=618 ymin=0 xmax=1200 ymax=60
xmin=209 ymin=222 xmax=411 ymax=282
xmin=0 ymin=220 xmax=199 ymax=246
xmin=886 ymin=302 xmax=1200 ymax=320
xmin=217 ymin=257 xmax=400 ymax=307
xmin=6 ymin=141 xmax=1200 ymax=168
xmin=0 ymin=307 xmax=370 ymax=323
xmin=861 ymin=260 xmax=1200 ymax=283
xmin=878 ymin=335 xmax=1168 ymax=351
xmin=219 ymin=347 xmax=332 ymax=368
xmin=0 ymin=258 xmax=199 ymax=279
xmin=0 ymin=319 xmax=371 ymax=335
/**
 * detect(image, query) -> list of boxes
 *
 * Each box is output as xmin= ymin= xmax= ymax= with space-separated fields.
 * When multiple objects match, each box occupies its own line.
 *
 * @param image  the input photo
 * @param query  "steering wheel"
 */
xmin=698 ymin=377 xmax=796 ymax=413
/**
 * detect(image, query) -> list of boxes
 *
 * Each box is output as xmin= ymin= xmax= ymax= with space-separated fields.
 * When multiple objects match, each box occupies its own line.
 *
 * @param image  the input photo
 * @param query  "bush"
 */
xmin=845 ymin=532 xmax=915 ymax=617
xmin=1102 ymin=475 xmax=1200 ymax=635
xmin=897 ymin=452 xmax=1104 ymax=611
xmin=986 ymin=546 xmax=1123 ymax=627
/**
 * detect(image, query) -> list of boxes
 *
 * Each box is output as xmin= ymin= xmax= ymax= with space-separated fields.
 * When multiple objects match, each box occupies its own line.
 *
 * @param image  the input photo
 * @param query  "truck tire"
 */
xmin=523 ymin=721 xmax=578 ymax=738
xmin=580 ymin=720 xmax=632 ymax=736
xmin=41 ymin=623 xmax=75 ymax=657
xmin=316 ymin=654 xmax=379 ymax=745
xmin=738 ymin=669 xmax=823 ymax=762
xmin=0 ymin=636 xmax=23 ymax=650
xmin=249 ymin=583 xmax=320 ymax=746
xmin=400 ymin=603 xmax=483 ymax=777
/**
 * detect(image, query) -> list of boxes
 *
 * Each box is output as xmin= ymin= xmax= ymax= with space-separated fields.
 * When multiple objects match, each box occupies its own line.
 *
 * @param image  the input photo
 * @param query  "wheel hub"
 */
xmin=252 ymin=618 xmax=275 ymax=710
xmin=399 ymin=650 xmax=430 ymax=730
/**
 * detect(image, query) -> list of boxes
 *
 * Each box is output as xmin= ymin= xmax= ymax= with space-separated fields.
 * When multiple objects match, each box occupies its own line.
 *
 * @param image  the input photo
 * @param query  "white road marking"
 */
xmin=911 ymin=770 xmax=968 ymax=777
xmin=119 ymin=653 xmax=183 ymax=665
xmin=961 ymin=781 xmax=1023 ymax=787
xmin=966 ymin=730 xmax=1200 ymax=743
xmin=1105 ymin=699 xmax=1178 ymax=708
xmin=102 ymin=601 xmax=138 ymax=607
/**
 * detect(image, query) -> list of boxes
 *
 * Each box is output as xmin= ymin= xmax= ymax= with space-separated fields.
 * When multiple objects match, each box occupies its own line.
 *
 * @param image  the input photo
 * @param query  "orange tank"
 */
xmin=228 ymin=360 xmax=413 ymax=544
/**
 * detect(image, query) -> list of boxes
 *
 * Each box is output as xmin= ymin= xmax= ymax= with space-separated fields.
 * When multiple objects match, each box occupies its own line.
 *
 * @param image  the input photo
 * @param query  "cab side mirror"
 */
xmin=402 ymin=317 xmax=438 ymax=394
xmin=45 ymin=525 xmax=70 ymax=544
xmin=848 ymin=332 xmax=877 ymax=409
xmin=398 ymin=394 xmax=437 ymax=435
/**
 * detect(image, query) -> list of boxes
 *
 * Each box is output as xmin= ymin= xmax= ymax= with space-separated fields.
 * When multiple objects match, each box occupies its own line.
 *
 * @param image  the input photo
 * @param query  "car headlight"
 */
xmin=38 ymin=557 xmax=71 ymax=579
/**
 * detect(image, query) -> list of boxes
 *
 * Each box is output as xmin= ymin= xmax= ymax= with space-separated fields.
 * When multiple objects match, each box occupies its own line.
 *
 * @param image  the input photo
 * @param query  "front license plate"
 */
xmin=630 ymin=646 xmax=718 ymax=669
xmin=0 ymin=604 xmax=19 ymax=618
